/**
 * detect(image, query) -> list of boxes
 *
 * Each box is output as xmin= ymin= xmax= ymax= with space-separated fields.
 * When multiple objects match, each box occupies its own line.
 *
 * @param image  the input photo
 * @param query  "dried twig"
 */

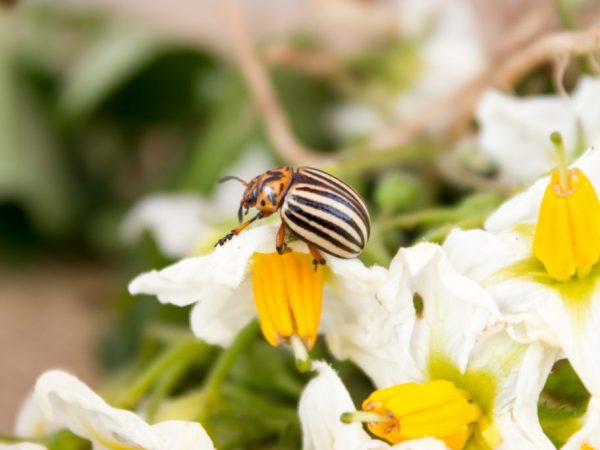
xmin=491 ymin=27 xmax=600 ymax=89
xmin=220 ymin=0 xmax=328 ymax=166
xmin=221 ymin=0 xmax=600 ymax=182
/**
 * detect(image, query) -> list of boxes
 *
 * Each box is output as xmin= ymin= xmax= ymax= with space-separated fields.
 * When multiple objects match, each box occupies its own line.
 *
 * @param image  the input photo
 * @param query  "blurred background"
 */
xmin=0 ymin=0 xmax=598 ymax=447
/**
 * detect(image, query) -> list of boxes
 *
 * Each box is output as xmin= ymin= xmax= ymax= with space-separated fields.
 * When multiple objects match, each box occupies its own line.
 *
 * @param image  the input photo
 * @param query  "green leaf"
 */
xmin=176 ymin=69 xmax=259 ymax=193
xmin=59 ymin=23 xmax=161 ymax=122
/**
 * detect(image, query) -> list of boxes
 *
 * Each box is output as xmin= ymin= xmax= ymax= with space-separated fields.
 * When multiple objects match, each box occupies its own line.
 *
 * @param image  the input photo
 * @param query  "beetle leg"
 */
xmin=275 ymin=222 xmax=288 ymax=254
xmin=307 ymin=242 xmax=326 ymax=270
xmin=215 ymin=212 xmax=265 ymax=247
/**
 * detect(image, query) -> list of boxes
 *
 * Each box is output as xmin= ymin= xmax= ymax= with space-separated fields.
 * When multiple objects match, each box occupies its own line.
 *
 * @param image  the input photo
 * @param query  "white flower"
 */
xmin=330 ymin=0 xmax=485 ymax=140
xmin=476 ymin=76 xmax=600 ymax=183
xmin=299 ymin=362 xmax=447 ymax=450
xmin=129 ymin=223 xmax=386 ymax=352
xmin=327 ymin=242 xmax=558 ymax=449
xmin=16 ymin=370 xmax=215 ymax=450
xmin=443 ymin=147 xmax=600 ymax=402
xmin=121 ymin=147 xmax=272 ymax=258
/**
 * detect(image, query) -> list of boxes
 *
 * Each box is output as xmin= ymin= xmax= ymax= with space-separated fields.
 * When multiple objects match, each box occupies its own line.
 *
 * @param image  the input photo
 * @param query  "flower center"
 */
xmin=533 ymin=133 xmax=600 ymax=281
xmin=343 ymin=380 xmax=482 ymax=450
xmin=252 ymin=252 xmax=324 ymax=350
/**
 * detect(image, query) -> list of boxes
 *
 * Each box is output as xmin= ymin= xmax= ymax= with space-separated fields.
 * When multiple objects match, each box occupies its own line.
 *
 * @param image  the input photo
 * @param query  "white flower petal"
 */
xmin=299 ymin=362 xmax=371 ymax=450
xmin=326 ymin=253 xmax=422 ymax=387
xmin=469 ymin=336 xmax=557 ymax=450
xmin=476 ymin=77 xmax=600 ymax=184
xmin=401 ymin=243 xmax=502 ymax=374
xmin=128 ymin=224 xmax=278 ymax=306
xmin=14 ymin=391 xmax=52 ymax=438
xmin=570 ymin=76 xmax=600 ymax=150
xmin=394 ymin=0 xmax=484 ymax=131
xmin=151 ymin=421 xmax=215 ymax=450
xmin=35 ymin=370 xmax=160 ymax=449
xmin=121 ymin=194 xmax=215 ymax=259
xmin=33 ymin=370 xmax=214 ymax=450
xmin=189 ymin=278 xmax=256 ymax=346
xmin=476 ymin=90 xmax=573 ymax=184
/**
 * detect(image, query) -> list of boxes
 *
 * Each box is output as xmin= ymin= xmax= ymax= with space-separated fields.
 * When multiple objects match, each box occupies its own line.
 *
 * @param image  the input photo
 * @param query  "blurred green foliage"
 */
xmin=0 ymin=2 xmax=593 ymax=449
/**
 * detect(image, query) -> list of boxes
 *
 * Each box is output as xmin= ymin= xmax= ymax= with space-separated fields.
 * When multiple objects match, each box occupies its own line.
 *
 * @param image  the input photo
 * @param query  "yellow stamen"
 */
xmin=252 ymin=252 xmax=324 ymax=349
xmin=533 ymin=167 xmax=600 ymax=280
xmin=350 ymin=380 xmax=482 ymax=450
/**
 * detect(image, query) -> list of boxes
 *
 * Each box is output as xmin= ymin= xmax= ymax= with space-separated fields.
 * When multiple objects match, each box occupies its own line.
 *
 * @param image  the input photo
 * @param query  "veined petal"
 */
xmin=400 ymin=243 xmax=503 ymax=374
xmin=326 ymin=255 xmax=422 ymax=387
xmin=34 ymin=370 xmax=214 ymax=450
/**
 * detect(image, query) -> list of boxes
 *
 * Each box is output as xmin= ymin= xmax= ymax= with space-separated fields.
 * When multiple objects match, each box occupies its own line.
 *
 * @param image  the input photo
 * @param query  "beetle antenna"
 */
xmin=219 ymin=175 xmax=247 ymax=185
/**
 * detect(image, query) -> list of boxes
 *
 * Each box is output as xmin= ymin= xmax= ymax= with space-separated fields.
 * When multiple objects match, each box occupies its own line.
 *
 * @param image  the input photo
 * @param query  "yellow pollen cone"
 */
xmin=252 ymin=252 xmax=324 ymax=348
xmin=533 ymin=168 xmax=600 ymax=281
xmin=581 ymin=445 xmax=595 ymax=450
xmin=361 ymin=380 xmax=481 ymax=450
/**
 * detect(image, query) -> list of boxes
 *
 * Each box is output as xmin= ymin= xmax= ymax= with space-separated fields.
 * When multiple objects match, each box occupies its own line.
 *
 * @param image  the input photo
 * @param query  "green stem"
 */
xmin=326 ymin=143 xmax=437 ymax=176
xmin=0 ymin=434 xmax=39 ymax=443
xmin=551 ymin=131 xmax=568 ymax=189
xmin=378 ymin=207 xmax=457 ymax=232
xmin=221 ymin=384 xmax=298 ymax=422
xmin=116 ymin=338 xmax=207 ymax=409
xmin=145 ymin=346 xmax=204 ymax=421
xmin=195 ymin=320 xmax=260 ymax=422
xmin=420 ymin=214 xmax=489 ymax=243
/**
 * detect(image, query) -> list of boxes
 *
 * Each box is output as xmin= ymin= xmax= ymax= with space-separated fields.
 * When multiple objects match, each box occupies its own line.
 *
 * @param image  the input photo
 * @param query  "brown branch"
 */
xmin=491 ymin=27 xmax=600 ymax=90
xmin=219 ymin=0 xmax=327 ymax=166
xmin=221 ymin=0 xmax=600 ymax=181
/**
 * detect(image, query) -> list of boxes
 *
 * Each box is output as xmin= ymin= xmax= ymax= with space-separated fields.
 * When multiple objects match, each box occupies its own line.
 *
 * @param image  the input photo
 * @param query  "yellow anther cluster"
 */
xmin=252 ymin=252 xmax=324 ymax=348
xmin=533 ymin=167 xmax=600 ymax=281
xmin=361 ymin=380 xmax=481 ymax=450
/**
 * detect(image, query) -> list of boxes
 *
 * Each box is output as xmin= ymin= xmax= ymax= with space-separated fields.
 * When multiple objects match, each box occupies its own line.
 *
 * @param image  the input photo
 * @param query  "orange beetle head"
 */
xmin=254 ymin=167 xmax=294 ymax=216
xmin=219 ymin=166 xmax=294 ymax=222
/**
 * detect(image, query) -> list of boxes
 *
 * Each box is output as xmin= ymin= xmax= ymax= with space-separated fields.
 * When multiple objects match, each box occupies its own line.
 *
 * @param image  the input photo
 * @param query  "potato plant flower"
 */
xmin=14 ymin=370 xmax=215 ymax=450
xmin=327 ymin=243 xmax=558 ymax=449
xmin=129 ymin=223 xmax=385 ymax=370
xmin=443 ymin=144 xmax=600 ymax=401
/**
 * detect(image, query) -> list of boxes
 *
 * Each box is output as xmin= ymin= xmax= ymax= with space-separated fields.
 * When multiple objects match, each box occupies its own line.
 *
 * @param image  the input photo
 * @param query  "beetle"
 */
xmin=215 ymin=166 xmax=371 ymax=266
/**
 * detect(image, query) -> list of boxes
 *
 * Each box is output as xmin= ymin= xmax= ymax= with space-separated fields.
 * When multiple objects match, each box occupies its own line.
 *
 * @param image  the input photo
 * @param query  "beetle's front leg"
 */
xmin=215 ymin=212 xmax=265 ymax=247
xmin=275 ymin=221 xmax=288 ymax=254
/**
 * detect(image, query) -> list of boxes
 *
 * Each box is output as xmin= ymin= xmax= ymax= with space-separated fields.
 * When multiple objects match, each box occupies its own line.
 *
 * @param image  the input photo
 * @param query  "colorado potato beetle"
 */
xmin=216 ymin=166 xmax=371 ymax=266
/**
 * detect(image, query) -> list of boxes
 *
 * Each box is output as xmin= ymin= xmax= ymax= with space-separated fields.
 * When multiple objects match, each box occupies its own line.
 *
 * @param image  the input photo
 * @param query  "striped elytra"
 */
xmin=282 ymin=168 xmax=370 ymax=258
xmin=216 ymin=166 xmax=371 ymax=260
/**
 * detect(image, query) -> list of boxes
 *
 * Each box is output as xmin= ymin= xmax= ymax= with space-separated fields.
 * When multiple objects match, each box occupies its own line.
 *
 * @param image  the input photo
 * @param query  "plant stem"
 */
xmin=116 ymin=338 xmax=208 ymax=409
xmin=195 ymin=320 xmax=260 ymax=423
xmin=326 ymin=143 xmax=436 ymax=176
xmin=145 ymin=349 xmax=201 ymax=421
